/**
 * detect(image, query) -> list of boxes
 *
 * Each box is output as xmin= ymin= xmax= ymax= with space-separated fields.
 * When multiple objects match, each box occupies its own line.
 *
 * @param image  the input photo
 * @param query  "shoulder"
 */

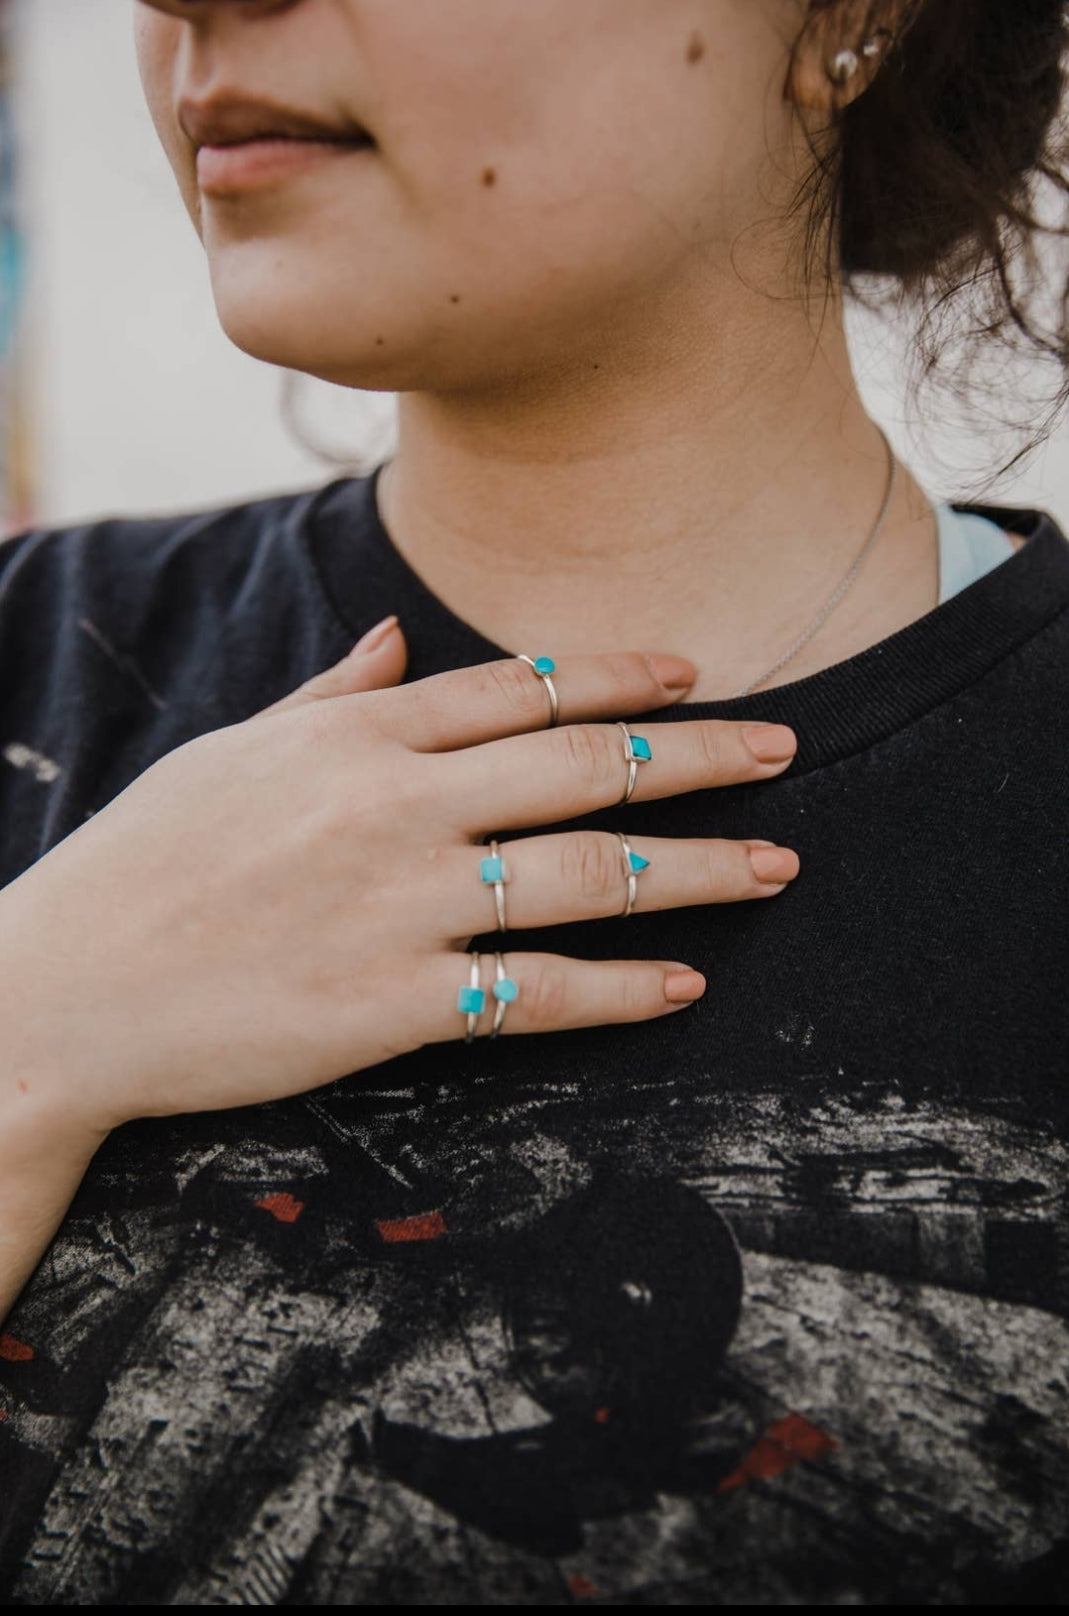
xmin=0 ymin=482 xmax=360 ymax=837
xmin=0 ymin=482 xmax=338 ymax=633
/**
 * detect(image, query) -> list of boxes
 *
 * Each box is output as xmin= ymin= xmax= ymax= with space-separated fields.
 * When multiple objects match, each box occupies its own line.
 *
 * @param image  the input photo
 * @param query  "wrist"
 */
xmin=0 ymin=880 xmax=122 ymax=1142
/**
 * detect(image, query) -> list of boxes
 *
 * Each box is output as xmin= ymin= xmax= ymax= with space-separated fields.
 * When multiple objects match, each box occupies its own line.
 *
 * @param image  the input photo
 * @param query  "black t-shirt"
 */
xmin=1 ymin=469 xmax=1068 ymax=1606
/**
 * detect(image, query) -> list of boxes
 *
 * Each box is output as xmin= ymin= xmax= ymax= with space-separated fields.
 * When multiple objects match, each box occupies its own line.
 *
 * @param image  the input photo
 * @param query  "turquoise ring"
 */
xmin=618 ymin=721 xmax=653 ymax=804
xmin=490 ymin=952 xmax=520 ymax=1038
xmin=517 ymin=654 xmax=560 ymax=727
xmin=457 ymin=952 xmax=485 ymax=1043
xmin=480 ymin=838 xmax=509 ymax=932
xmin=616 ymin=831 xmax=650 ymax=918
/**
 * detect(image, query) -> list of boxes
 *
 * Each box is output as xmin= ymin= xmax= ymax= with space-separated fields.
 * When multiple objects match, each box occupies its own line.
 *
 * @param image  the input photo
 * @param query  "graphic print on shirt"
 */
xmin=1 ymin=1066 xmax=1067 ymax=1607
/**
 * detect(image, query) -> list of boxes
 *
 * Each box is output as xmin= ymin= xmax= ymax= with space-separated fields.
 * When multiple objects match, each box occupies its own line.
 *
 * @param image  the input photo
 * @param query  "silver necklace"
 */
xmin=730 ymin=428 xmax=898 ymax=698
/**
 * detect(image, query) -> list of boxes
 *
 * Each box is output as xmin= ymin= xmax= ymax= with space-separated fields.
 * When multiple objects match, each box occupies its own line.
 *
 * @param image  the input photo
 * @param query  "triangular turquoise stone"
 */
xmin=628 ymin=851 xmax=650 ymax=872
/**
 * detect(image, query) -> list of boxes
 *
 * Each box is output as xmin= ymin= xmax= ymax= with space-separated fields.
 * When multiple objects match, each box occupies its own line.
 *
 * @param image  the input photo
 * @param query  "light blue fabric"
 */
xmin=935 ymin=503 xmax=1016 ymax=605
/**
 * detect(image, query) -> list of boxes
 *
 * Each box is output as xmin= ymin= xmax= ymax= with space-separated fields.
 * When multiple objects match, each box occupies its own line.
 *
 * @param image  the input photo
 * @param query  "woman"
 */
xmin=1 ymin=0 xmax=1067 ymax=1603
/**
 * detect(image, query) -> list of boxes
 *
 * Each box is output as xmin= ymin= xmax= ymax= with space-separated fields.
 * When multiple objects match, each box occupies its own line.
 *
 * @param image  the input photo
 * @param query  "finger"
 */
xmin=433 ymin=833 xmax=800 ymax=939
xmin=420 ymin=951 xmax=706 ymax=1044
xmin=437 ymin=716 xmax=797 ymax=833
xmin=258 ymin=616 xmax=408 ymax=718
xmin=357 ymin=650 xmax=695 ymax=751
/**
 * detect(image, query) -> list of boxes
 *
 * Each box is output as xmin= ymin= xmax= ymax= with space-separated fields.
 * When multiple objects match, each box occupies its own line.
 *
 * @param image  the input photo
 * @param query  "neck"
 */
xmin=376 ymin=280 xmax=937 ymax=701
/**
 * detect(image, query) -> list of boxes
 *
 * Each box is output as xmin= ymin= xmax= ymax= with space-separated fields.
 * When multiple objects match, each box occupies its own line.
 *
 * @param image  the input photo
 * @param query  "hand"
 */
xmin=0 ymin=617 xmax=798 ymax=1139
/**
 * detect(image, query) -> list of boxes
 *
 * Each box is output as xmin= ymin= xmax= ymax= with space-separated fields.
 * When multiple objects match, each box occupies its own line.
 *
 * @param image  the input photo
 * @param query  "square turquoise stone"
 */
xmin=457 ymin=985 xmax=486 ymax=1015
xmin=533 ymin=656 xmax=556 ymax=675
xmin=630 ymin=734 xmax=652 ymax=761
xmin=493 ymin=976 xmax=519 ymax=1004
xmin=480 ymin=855 xmax=506 ymax=884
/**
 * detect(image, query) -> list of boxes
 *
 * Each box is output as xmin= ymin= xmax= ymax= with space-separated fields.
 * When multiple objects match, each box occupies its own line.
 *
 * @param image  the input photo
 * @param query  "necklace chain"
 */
xmin=729 ymin=428 xmax=899 ymax=699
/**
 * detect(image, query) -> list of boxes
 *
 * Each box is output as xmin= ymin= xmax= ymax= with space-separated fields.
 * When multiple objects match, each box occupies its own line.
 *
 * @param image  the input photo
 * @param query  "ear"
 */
xmin=784 ymin=2 xmax=904 ymax=113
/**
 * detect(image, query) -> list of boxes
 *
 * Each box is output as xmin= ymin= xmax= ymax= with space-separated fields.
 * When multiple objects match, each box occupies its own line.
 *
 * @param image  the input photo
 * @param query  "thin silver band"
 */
xmin=616 ymin=831 xmax=640 ymax=917
xmin=517 ymin=654 xmax=560 ymax=727
xmin=487 ymin=838 xmax=508 ymax=932
xmin=491 ymin=952 xmax=512 ymax=1037
xmin=618 ymin=722 xmax=640 ymax=804
xmin=464 ymin=952 xmax=482 ymax=1044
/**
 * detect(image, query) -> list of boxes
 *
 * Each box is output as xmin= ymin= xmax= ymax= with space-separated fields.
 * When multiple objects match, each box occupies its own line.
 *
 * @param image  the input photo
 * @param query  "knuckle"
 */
xmin=558 ymin=723 xmax=615 ymax=792
xmin=522 ymin=961 xmax=570 ymax=1028
xmin=482 ymin=657 xmax=544 ymax=721
xmin=698 ymin=840 xmax=729 ymax=892
xmin=563 ymin=832 xmax=622 ymax=907
xmin=695 ymin=721 xmax=727 ymax=776
xmin=603 ymin=650 xmax=655 ymax=695
xmin=620 ymin=969 xmax=655 ymax=1022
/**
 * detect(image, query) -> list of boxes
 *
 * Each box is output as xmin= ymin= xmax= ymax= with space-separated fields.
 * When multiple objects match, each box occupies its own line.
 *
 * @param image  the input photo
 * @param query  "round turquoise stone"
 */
xmin=533 ymin=656 xmax=556 ymax=676
xmin=493 ymin=976 xmax=520 ymax=1003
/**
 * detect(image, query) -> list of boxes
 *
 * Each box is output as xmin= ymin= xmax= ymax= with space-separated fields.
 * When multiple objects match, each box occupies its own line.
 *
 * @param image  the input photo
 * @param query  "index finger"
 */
xmin=359 ymin=651 xmax=696 ymax=751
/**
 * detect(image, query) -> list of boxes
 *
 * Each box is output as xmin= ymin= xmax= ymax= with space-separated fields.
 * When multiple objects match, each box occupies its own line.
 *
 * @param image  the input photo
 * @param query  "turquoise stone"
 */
xmin=533 ymin=656 xmax=556 ymax=675
xmin=480 ymin=855 xmax=506 ymax=884
xmin=493 ymin=976 xmax=519 ymax=1003
xmin=628 ymin=851 xmax=650 ymax=873
xmin=630 ymin=734 xmax=653 ymax=761
xmin=457 ymin=985 xmax=486 ymax=1015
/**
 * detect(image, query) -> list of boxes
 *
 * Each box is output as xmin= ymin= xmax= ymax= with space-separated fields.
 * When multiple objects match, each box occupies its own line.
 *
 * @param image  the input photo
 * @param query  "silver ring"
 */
xmin=490 ymin=951 xmax=520 ymax=1038
xmin=615 ymin=831 xmax=650 ymax=918
xmin=517 ymin=655 xmax=560 ymax=727
xmin=457 ymin=951 xmax=485 ymax=1043
xmin=480 ymin=839 xmax=509 ymax=933
xmin=617 ymin=721 xmax=653 ymax=804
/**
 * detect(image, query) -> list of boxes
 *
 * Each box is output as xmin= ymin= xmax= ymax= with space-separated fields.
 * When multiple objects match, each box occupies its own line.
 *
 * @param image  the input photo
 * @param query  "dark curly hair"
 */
xmin=794 ymin=0 xmax=1069 ymax=476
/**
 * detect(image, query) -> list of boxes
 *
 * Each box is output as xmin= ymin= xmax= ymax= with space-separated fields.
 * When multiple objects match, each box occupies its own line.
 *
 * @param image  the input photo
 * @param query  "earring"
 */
xmin=830 ymin=48 xmax=859 ymax=85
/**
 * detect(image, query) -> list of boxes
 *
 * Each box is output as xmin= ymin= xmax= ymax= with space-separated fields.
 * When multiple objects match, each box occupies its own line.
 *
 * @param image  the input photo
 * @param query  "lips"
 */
xmin=180 ymin=92 xmax=375 ymax=194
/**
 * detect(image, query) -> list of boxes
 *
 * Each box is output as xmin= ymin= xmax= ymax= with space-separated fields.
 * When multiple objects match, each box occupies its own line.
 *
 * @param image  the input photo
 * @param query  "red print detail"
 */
xmin=255 ymin=1192 xmax=305 ymax=1224
xmin=0 ymin=1408 xmax=7 ymax=1420
xmin=718 ymin=1412 xmax=837 ymax=1493
xmin=594 ymin=1406 xmax=611 ymax=1425
xmin=568 ymin=1574 xmax=598 ymax=1599
xmin=0 ymin=1334 xmax=34 ymax=1363
xmin=375 ymin=1211 xmax=448 ymax=1244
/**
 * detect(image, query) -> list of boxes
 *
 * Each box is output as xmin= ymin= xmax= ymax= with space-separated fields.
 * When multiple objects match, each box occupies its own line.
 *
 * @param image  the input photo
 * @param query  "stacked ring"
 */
xmin=616 ymin=831 xmax=650 ymax=918
xmin=457 ymin=952 xmax=486 ymax=1043
xmin=618 ymin=721 xmax=653 ymax=804
xmin=480 ymin=839 xmax=509 ymax=932
xmin=517 ymin=655 xmax=560 ymax=727
xmin=490 ymin=952 xmax=520 ymax=1038
xmin=457 ymin=951 xmax=520 ymax=1042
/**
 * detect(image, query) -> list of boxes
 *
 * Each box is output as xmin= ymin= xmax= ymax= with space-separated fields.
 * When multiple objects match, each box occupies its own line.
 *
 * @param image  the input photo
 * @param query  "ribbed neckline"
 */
xmin=307 ymin=466 xmax=1069 ymax=776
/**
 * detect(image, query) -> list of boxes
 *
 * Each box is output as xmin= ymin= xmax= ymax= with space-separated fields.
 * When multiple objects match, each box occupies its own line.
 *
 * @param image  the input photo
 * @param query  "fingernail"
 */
xmin=646 ymin=653 xmax=697 ymax=693
xmin=351 ymin=615 xmax=399 ymax=656
xmin=742 ymin=722 xmax=796 ymax=764
xmin=749 ymin=845 xmax=798 ymax=884
xmin=663 ymin=967 xmax=706 ymax=1003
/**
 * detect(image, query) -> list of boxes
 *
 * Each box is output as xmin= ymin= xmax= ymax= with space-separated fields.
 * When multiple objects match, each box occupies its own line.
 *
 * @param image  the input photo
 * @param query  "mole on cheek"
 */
xmin=686 ymin=31 xmax=706 ymax=64
xmin=449 ymin=293 xmax=462 ymax=304
xmin=481 ymin=166 xmax=497 ymax=187
xmin=375 ymin=336 xmax=384 ymax=346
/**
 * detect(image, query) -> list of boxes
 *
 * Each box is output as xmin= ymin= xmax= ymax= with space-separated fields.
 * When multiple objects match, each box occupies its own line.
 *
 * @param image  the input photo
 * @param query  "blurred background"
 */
xmin=1 ymin=0 xmax=1067 ymax=534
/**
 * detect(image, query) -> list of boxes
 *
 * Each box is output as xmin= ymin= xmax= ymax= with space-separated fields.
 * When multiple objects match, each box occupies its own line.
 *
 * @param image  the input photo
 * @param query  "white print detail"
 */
xmin=2 ymin=741 xmax=61 ymax=783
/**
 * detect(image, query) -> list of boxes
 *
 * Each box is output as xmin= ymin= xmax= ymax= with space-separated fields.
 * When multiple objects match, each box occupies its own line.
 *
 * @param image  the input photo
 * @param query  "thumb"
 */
xmin=260 ymin=615 xmax=408 ymax=716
